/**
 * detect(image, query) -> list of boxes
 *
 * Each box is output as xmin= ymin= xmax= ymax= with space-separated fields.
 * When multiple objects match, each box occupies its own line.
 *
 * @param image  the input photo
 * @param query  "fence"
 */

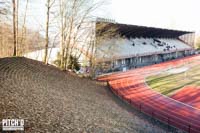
xmin=108 ymin=82 xmax=200 ymax=133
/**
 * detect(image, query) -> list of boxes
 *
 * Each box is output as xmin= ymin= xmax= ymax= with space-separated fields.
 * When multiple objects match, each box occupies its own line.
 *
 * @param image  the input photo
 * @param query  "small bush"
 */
xmin=67 ymin=55 xmax=80 ymax=71
xmin=53 ymin=52 xmax=80 ymax=71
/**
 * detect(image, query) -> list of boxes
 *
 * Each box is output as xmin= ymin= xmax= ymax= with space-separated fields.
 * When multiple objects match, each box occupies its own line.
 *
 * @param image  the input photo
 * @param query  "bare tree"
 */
xmin=0 ymin=0 xmax=46 ymax=58
xmin=0 ymin=0 xmax=13 ymax=57
xmin=43 ymin=0 xmax=55 ymax=64
xmin=57 ymin=0 xmax=107 ymax=70
xmin=12 ymin=0 xmax=17 ymax=56
xmin=58 ymin=0 xmax=65 ymax=69
xmin=0 ymin=1 xmax=9 ymax=15
xmin=18 ymin=0 xmax=29 ymax=55
xmin=16 ymin=0 xmax=19 ymax=55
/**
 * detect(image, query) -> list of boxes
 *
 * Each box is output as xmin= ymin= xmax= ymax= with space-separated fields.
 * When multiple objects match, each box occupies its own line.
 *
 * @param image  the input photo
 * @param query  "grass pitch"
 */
xmin=146 ymin=64 xmax=200 ymax=96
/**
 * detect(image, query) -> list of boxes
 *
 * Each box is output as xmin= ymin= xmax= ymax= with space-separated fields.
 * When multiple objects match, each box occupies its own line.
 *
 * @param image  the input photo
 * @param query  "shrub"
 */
xmin=67 ymin=55 xmax=80 ymax=71
xmin=53 ymin=52 xmax=80 ymax=71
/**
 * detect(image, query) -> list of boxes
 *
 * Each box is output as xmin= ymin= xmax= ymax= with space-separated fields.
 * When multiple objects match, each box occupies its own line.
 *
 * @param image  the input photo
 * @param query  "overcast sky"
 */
xmin=112 ymin=0 xmax=200 ymax=34
xmin=23 ymin=0 xmax=200 ymax=35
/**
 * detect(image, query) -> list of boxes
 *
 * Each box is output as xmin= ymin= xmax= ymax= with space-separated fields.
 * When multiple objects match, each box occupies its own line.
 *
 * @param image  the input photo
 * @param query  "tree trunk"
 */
xmin=12 ymin=0 xmax=17 ymax=56
xmin=43 ymin=0 xmax=50 ymax=64
xmin=60 ymin=17 xmax=64 ymax=69
xmin=20 ymin=0 xmax=29 ymax=55
xmin=16 ymin=0 xmax=19 ymax=55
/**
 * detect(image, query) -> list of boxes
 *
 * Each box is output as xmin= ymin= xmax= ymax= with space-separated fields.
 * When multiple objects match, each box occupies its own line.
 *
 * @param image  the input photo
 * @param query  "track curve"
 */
xmin=98 ymin=55 xmax=200 ymax=133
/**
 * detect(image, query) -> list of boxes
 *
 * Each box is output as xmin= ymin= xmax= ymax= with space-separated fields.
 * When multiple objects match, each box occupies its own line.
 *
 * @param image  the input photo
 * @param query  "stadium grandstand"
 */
xmin=93 ymin=20 xmax=196 ymax=74
xmin=24 ymin=18 xmax=196 ymax=75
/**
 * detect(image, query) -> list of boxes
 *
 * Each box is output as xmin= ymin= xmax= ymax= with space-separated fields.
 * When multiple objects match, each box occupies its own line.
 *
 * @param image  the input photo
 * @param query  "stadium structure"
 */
xmin=90 ymin=19 xmax=196 ymax=74
xmin=97 ymin=19 xmax=200 ymax=133
xmin=25 ymin=18 xmax=196 ymax=75
xmin=98 ymin=55 xmax=200 ymax=133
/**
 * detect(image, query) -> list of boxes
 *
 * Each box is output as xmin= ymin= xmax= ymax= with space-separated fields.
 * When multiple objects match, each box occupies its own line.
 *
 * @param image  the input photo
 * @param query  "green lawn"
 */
xmin=146 ymin=64 xmax=200 ymax=96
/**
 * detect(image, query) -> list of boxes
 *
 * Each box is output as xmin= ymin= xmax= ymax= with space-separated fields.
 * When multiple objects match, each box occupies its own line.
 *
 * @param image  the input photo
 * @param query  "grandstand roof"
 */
xmin=96 ymin=22 xmax=194 ymax=38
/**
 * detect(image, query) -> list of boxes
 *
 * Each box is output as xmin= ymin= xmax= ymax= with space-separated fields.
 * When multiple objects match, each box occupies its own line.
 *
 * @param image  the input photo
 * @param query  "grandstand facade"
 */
xmin=91 ymin=21 xmax=196 ymax=74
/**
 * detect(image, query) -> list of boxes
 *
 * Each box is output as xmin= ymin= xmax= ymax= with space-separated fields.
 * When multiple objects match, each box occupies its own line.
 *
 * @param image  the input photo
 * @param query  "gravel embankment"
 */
xmin=0 ymin=57 xmax=183 ymax=133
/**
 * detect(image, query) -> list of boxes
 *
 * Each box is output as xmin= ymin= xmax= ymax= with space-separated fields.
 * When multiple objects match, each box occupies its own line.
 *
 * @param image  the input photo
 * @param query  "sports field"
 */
xmin=146 ymin=61 xmax=200 ymax=96
xmin=99 ymin=55 xmax=200 ymax=132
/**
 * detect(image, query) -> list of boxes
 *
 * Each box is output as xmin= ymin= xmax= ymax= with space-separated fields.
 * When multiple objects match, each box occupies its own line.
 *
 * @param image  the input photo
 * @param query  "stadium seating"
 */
xmin=96 ymin=38 xmax=192 ymax=59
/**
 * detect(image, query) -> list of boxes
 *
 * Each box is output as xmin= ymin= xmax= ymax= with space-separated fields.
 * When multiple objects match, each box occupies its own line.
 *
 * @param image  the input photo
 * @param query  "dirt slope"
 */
xmin=0 ymin=57 xmax=178 ymax=133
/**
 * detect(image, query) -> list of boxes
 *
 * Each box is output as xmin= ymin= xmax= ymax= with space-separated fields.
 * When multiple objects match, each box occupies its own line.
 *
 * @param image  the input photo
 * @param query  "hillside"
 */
xmin=0 ymin=57 xmax=179 ymax=132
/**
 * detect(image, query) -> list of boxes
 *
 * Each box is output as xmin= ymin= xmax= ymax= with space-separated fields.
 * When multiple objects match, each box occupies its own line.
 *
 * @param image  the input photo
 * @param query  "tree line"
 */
xmin=0 ymin=0 xmax=45 ymax=57
xmin=0 ymin=0 xmax=118 ymax=76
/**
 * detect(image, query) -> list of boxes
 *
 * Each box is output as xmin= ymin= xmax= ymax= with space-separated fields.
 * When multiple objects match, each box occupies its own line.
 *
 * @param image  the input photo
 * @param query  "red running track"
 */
xmin=171 ymin=86 xmax=200 ymax=109
xmin=98 ymin=55 xmax=200 ymax=133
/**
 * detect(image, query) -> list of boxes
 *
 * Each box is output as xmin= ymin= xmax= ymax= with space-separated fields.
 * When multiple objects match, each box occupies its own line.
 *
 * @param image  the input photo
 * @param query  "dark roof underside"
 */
xmin=96 ymin=22 xmax=194 ymax=38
